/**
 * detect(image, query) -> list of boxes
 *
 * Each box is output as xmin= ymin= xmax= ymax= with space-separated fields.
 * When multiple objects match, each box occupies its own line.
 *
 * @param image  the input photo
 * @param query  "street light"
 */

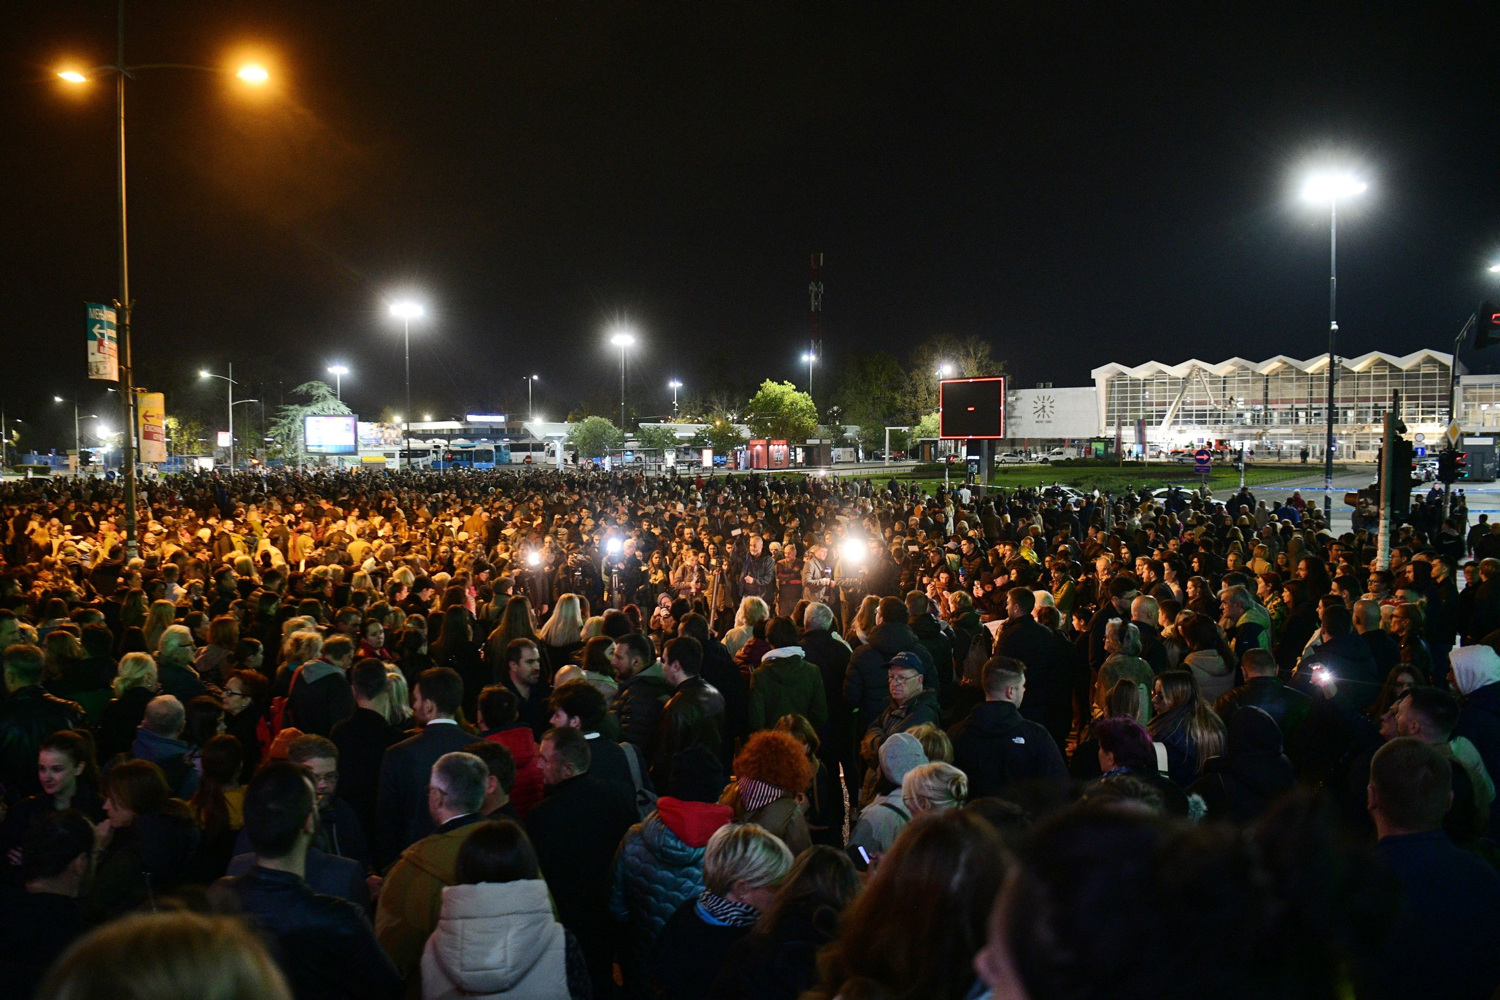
xmin=1302 ymin=170 xmax=1368 ymax=508
xmin=54 ymin=397 xmax=100 ymax=466
xmin=55 ymin=10 xmax=272 ymax=555
xmin=609 ymin=327 xmax=635 ymax=429
xmin=525 ymin=374 xmax=539 ymax=422
xmin=199 ymin=364 xmax=240 ymax=470
xmin=389 ymin=299 xmax=425 ymax=466
xmin=326 ymin=364 xmax=348 ymax=400
xmin=937 ymin=363 xmax=954 ymax=377
xmin=801 ymin=352 xmax=816 ymax=399
xmin=669 ymin=378 xmax=683 ymax=417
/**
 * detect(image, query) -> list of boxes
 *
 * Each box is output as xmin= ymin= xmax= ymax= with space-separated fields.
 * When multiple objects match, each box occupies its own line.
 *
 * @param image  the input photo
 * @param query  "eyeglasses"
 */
xmin=889 ymin=672 xmax=922 ymax=685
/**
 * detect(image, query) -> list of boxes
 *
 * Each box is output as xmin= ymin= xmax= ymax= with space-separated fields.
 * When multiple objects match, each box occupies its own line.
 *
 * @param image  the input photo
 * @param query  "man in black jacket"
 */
xmin=950 ymin=655 xmax=1068 ymax=799
xmin=212 ymin=761 xmax=402 ymax=1000
xmin=610 ymin=632 xmax=673 ymax=753
xmin=801 ymin=601 xmax=855 ymax=782
xmin=1215 ymin=648 xmax=1312 ymax=751
xmin=0 ymin=644 xmax=85 ymax=803
xmin=651 ymin=636 xmax=724 ymax=794
xmin=740 ymin=533 xmax=777 ymax=603
xmin=287 ymin=635 xmax=357 ymax=738
xmin=991 ymin=588 xmax=1076 ymax=753
xmin=527 ymin=727 xmax=639 ymax=997
xmin=906 ymin=591 xmax=956 ymax=692
xmin=680 ymin=613 xmax=746 ymax=759
xmin=330 ymin=659 xmax=400 ymax=847
xmin=844 ymin=598 xmax=937 ymax=724
xmin=375 ymin=667 xmax=475 ymax=865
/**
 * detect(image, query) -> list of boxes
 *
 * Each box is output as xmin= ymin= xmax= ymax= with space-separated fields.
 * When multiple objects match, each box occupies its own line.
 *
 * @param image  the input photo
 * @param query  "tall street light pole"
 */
xmin=525 ymin=375 xmax=538 ymax=422
xmin=669 ymin=378 xmax=682 ymax=417
xmin=801 ymin=352 xmax=816 ymax=400
xmin=389 ymin=300 xmax=424 ymax=467
xmin=610 ymin=329 xmax=635 ymax=429
xmin=57 ymin=6 xmax=269 ymax=554
xmin=54 ymin=397 xmax=99 ymax=466
xmin=1303 ymin=172 xmax=1368 ymax=511
xmin=327 ymin=364 xmax=348 ymax=400
xmin=200 ymin=363 xmax=240 ymax=470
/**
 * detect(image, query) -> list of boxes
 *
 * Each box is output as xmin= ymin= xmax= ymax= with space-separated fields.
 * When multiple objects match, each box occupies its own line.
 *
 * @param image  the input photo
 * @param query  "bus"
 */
xmin=507 ymin=441 xmax=549 ymax=465
xmin=436 ymin=444 xmax=509 ymax=470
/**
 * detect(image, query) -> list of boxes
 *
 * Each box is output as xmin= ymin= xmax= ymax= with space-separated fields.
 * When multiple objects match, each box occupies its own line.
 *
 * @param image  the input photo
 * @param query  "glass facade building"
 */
xmin=1090 ymin=351 xmax=1455 ymax=459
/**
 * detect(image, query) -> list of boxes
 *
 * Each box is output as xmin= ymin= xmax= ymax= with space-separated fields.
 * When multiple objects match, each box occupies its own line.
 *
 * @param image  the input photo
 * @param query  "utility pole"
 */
xmin=808 ymin=252 xmax=823 ymax=403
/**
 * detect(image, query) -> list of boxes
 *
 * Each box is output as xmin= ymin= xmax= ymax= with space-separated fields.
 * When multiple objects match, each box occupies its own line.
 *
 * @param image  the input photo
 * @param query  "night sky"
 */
xmin=4 ymin=2 xmax=1499 ymax=449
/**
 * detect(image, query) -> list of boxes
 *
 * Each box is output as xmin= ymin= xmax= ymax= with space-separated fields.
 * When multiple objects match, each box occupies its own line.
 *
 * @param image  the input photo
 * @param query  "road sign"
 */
xmin=1415 ymin=433 xmax=1426 ymax=444
xmin=1447 ymin=421 xmax=1463 ymax=447
xmin=1193 ymin=448 xmax=1212 ymax=474
xmin=1416 ymin=446 xmax=1427 ymax=457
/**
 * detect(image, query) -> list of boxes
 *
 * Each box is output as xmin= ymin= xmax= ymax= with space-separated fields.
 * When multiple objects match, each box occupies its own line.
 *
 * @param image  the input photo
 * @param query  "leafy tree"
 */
xmin=163 ymin=414 xmax=209 ymax=457
xmin=268 ymin=381 xmax=351 ymax=462
xmin=634 ymin=425 xmax=681 ymax=452
xmin=833 ymin=351 xmax=907 ymax=432
xmin=913 ymin=411 xmax=941 ymax=439
xmin=743 ymin=380 xmax=818 ymax=442
xmin=906 ymin=334 xmax=1007 ymax=415
xmin=567 ymin=416 xmax=624 ymax=460
xmin=688 ymin=416 xmax=746 ymax=454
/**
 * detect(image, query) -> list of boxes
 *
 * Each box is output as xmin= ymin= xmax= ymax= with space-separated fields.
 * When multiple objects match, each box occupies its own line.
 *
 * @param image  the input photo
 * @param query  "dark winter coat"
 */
xmin=707 ymin=902 xmax=841 ymax=1000
xmin=1213 ymin=676 xmax=1312 ymax=747
xmin=950 ymin=699 xmax=1069 ymax=798
xmin=908 ymin=613 xmax=955 ymax=693
xmin=0 ymin=686 xmax=85 ymax=802
xmin=991 ymin=615 xmax=1075 ymax=753
xmin=746 ymin=651 xmax=827 ymax=733
xmin=614 ymin=663 xmax=677 ymax=752
xmin=844 ymin=623 xmax=937 ymax=723
xmin=287 ymin=660 xmax=356 ymax=737
xmin=1189 ymin=705 xmax=1295 ymax=823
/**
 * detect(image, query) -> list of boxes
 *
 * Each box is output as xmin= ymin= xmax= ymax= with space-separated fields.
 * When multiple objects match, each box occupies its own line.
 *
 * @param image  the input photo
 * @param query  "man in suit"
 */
xmin=375 ymin=667 xmax=474 ymax=865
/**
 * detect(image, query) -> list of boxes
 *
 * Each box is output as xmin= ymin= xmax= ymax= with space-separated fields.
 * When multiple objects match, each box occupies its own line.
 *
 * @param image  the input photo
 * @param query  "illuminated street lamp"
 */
xmin=53 ymin=397 xmax=99 ymax=464
xmin=1301 ymin=170 xmax=1368 ymax=507
xmin=199 ymin=364 xmax=241 ymax=469
xmin=801 ymin=352 xmax=817 ymax=400
xmin=389 ymin=299 xmax=425 ymax=465
xmin=609 ymin=327 xmax=636 ymax=429
xmin=326 ymin=364 xmax=349 ymax=400
xmin=525 ymin=374 xmax=539 ymax=422
xmin=56 ymin=19 xmax=272 ymax=553
xmin=669 ymin=378 xmax=683 ymax=417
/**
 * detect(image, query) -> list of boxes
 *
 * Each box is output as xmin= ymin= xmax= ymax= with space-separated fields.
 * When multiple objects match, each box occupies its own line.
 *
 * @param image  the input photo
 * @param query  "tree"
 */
xmin=832 ymin=351 xmax=907 ymax=450
xmin=743 ymin=380 xmax=818 ymax=442
xmin=634 ymin=425 xmax=681 ymax=452
xmin=163 ymin=414 xmax=208 ymax=457
xmin=688 ymin=416 xmax=746 ymax=454
xmin=913 ymin=411 xmax=941 ymax=440
xmin=906 ymin=334 xmax=1007 ymax=415
xmin=567 ymin=416 xmax=624 ymax=460
xmin=268 ymin=381 xmax=351 ymax=462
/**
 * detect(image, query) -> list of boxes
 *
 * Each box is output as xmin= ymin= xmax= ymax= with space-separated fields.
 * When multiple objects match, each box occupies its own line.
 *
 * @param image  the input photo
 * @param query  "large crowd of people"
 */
xmin=0 ymin=465 xmax=1498 ymax=1000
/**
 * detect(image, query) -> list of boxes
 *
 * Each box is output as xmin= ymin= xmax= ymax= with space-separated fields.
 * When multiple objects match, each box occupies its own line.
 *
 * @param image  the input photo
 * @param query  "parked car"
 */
xmin=996 ymin=451 xmax=1029 ymax=464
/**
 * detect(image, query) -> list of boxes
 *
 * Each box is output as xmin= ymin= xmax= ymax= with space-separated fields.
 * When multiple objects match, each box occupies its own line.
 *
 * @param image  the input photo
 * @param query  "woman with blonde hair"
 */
xmin=902 ymin=761 xmax=969 ymax=814
xmin=142 ymin=599 xmax=178 ymax=656
xmin=724 ymin=596 xmax=770 ymax=659
xmin=538 ymin=593 xmax=585 ymax=679
xmin=851 ymin=594 xmax=881 ymax=646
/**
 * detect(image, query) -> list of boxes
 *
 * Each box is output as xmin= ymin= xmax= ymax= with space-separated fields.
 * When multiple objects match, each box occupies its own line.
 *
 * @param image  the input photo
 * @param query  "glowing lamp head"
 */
xmin=938 ymin=363 xmax=954 ymax=377
xmin=199 ymin=370 xmax=212 ymax=379
xmin=840 ymin=537 xmax=866 ymax=565
xmin=327 ymin=364 xmax=349 ymax=376
xmin=53 ymin=396 xmax=64 ymax=403
xmin=1301 ymin=172 xmax=1367 ymax=203
xmin=610 ymin=330 xmax=636 ymax=348
xmin=58 ymin=70 xmax=87 ymax=84
xmin=236 ymin=64 xmax=269 ymax=85
xmin=389 ymin=301 xmax=424 ymax=320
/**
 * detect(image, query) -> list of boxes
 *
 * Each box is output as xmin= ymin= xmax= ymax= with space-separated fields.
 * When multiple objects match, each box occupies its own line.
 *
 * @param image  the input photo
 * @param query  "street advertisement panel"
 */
xmin=768 ymin=440 xmax=789 ymax=469
xmin=305 ymin=414 xmax=358 ymax=455
xmin=138 ymin=393 xmax=166 ymax=463
xmin=86 ymin=303 xmax=118 ymax=381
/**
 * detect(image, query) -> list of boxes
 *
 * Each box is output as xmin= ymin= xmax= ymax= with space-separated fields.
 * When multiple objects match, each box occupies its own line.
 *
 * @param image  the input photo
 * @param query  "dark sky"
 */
xmin=4 ymin=2 xmax=1499 ymax=448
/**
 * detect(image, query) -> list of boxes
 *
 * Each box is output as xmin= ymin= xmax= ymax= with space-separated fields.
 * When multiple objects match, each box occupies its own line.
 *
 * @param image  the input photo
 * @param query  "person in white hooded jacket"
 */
xmin=421 ymin=820 xmax=590 ymax=1000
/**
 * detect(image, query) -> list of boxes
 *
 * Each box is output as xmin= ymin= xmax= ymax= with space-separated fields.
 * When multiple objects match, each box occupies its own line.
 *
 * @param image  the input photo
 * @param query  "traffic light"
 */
xmin=1476 ymin=301 xmax=1500 ymax=350
xmin=1389 ymin=438 xmax=1415 ymax=519
xmin=1439 ymin=449 xmax=1469 ymax=483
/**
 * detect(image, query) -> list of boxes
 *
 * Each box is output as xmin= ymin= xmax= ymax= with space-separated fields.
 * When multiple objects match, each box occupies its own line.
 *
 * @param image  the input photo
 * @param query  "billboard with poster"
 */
xmin=747 ymin=439 xmax=768 ymax=469
xmin=137 ymin=392 xmax=166 ymax=464
xmin=939 ymin=376 xmax=1006 ymax=439
xmin=304 ymin=414 xmax=358 ymax=455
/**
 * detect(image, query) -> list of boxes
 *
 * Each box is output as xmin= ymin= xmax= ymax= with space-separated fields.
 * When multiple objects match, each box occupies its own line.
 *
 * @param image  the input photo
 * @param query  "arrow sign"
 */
xmin=85 ymin=303 xmax=118 ymax=381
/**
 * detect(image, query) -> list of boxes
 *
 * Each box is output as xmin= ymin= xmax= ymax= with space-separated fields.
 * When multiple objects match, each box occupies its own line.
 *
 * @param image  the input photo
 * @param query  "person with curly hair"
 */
xmin=720 ymin=730 xmax=816 ymax=855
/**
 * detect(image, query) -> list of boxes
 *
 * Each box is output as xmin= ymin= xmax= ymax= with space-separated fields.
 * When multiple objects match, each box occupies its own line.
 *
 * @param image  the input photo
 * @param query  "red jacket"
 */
xmin=484 ymin=724 xmax=545 ymax=818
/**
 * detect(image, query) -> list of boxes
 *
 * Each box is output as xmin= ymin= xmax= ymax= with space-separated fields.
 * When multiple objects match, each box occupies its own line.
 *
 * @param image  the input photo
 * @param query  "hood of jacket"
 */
xmin=909 ymin=614 xmax=948 ymax=641
xmin=1450 ymin=644 xmax=1500 ymax=696
xmin=131 ymin=726 xmax=191 ymax=763
xmin=959 ymin=699 xmax=1026 ymax=739
xmin=864 ymin=622 xmax=921 ymax=657
xmin=429 ymin=880 xmax=562 ymax=994
xmin=757 ymin=652 xmax=812 ymax=681
xmin=761 ymin=646 xmax=805 ymax=663
xmin=650 ymin=796 xmax=733 ymax=854
xmin=296 ymin=657 xmax=343 ymax=685
xmin=1184 ymin=649 xmax=1234 ymax=678
xmin=1205 ymin=705 xmax=1295 ymax=797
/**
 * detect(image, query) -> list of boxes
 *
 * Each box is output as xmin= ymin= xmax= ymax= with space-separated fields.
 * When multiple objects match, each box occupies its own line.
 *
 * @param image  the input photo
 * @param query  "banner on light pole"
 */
xmin=138 ymin=393 xmax=167 ymax=464
xmin=86 ymin=303 xmax=119 ymax=381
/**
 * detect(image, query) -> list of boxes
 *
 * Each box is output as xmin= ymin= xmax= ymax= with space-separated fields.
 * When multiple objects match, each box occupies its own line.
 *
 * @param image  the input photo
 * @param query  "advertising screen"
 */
xmin=939 ymin=377 xmax=1006 ymax=439
xmin=305 ymin=414 xmax=358 ymax=455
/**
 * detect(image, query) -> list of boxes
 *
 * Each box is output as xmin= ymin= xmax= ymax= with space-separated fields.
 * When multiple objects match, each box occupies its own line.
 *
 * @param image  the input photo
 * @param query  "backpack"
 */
xmin=267 ymin=665 xmax=305 ymax=736
xmin=621 ymin=741 xmax=659 ymax=820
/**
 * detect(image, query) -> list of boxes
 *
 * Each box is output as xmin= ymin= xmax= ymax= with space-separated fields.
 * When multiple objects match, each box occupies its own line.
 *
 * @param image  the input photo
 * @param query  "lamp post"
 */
xmin=53 ymin=397 xmax=99 ymax=466
xmin=199 ymin=364 xmax=240 ymax=470
xmin=525 ymin=374 xmax=539 ymax=422
xmin=389 ymin=300 xmax=424 ymax=466
xmin=610 ymin=329 xmax=635 ymax=429
xmin=326 ymin=364 xmax=348 ymax=400
xmin=1302 ymin=171 xmax=1367 ymax=509
xmin=669 ymin=378 xmax=683 ymax=417
xmin=57 ymin=9 xmax=269 ymax=554
xmin=801 ymin=351 xmax=817 ymax=400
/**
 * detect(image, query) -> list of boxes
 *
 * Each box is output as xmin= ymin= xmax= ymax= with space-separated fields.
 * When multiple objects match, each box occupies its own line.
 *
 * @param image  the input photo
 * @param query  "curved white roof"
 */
xmin=1091 ymin=349 xmax=1451 ymax=380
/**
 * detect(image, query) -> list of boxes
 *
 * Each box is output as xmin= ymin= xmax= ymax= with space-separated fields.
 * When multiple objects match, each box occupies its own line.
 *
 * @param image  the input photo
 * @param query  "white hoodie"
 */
xmin=421 ymin=879 xmax=567 ymax=1000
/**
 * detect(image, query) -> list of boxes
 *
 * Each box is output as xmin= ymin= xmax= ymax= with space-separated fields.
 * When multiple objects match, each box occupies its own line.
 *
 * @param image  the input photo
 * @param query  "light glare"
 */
xmin=58 ymin=70 xmax=87 ymax=83
xmin=610 ymin=330 xmax=636 ymax=348
xmin=236 ymin=64 xmax=269 ymax=85
xmin=389 ymin=300 xmax=424 ymax=320
xmin=1302 ymin=172 xmax=1368 ymax=203
xmin=840 ymin=537 xmax=866 ymax=564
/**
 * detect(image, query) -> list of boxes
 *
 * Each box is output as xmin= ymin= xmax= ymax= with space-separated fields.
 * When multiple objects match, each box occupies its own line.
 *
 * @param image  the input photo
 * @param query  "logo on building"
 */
xmin=1032 ymin=396 xmax=1055 ymax=423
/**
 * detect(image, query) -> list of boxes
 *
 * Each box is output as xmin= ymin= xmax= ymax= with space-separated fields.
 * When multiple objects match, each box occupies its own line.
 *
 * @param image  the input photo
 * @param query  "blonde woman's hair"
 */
xmin=37 ymin=910 xmax=291 ymax=1000
xmin=283 ymin=630 xmax=324 ymax=665
xmin=702 ymin=822 xmax=794 ymax=898
xmin=580 ymin=616 xmax=606 ymax=640
xmin=114 ymin=652 xmax=158 ymax=697
xmin=539 ymin=593 xmax=584 ymax=647
xmin=735 ymin=596 xmax=770 ymax=629
xmin=902 ymin=762 xmax=969 ymax=814
xmin=142 ymin=600 xmax=178 ymax=653
xmin=383 ymin=668 xmax=412 ymax=726
xmin=904 ymin=723 xmax=953 ymax=764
